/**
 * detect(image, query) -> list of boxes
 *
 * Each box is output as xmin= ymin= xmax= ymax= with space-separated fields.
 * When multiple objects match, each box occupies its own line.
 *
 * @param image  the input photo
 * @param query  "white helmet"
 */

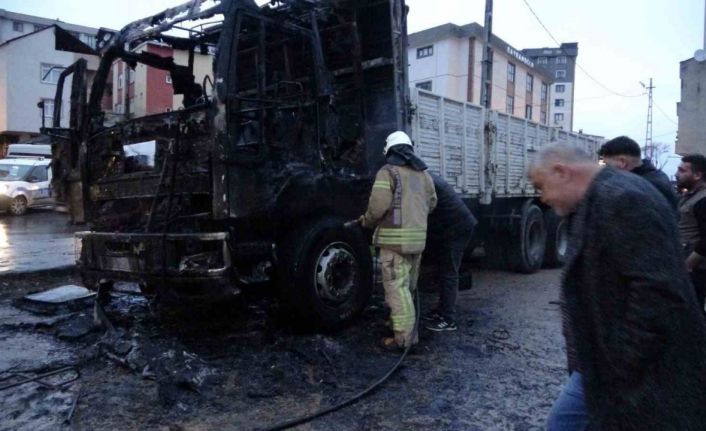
xmin=383 ymin=131 xmax=413 ymax=155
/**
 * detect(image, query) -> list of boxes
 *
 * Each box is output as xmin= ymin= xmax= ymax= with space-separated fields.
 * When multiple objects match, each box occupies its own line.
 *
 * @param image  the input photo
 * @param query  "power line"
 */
xmin=654 ymin=101 xmax=678 ymax=126
xmin=520 ymin=0 xmax=644 ymax=98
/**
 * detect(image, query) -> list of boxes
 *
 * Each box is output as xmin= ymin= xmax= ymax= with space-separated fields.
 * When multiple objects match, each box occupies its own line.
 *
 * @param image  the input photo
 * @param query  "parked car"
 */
xmin=0 ymin=158 xmax=54 ymax=215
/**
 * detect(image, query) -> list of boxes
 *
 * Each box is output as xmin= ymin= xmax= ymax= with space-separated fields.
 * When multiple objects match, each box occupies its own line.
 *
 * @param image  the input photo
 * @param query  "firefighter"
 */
xmin=353 ymin=131 xmax=437 ymax=349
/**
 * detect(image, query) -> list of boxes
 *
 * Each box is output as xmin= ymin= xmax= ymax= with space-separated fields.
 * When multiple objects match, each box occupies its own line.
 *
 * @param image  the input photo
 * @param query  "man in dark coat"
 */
xmin=597 ymin=135 xmax=678 ymax=210
xmin=676 ymin=154 xmax=706 ymax=311
xmin=528 ymin=143 xmax=706 ymax=430
xmin=423 ymin=173 xmax=477 ymax=332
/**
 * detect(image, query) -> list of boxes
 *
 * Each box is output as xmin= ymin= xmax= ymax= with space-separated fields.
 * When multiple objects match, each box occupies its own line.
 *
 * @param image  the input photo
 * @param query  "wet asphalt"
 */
xmin=0 ymin=265 xmax=566 ymax=431
xmin=0 ymin=210 xmax=78 ymax=274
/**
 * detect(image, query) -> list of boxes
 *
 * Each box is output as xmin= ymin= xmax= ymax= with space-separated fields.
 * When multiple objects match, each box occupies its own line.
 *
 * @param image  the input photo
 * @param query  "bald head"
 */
xmin=529 ymin=143 xmax=601 ymax=216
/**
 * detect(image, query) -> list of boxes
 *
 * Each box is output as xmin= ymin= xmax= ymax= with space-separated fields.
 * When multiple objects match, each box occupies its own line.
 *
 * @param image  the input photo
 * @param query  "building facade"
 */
xmin=522 ymin=43 xmax=578 ymax=131
xmin=0 ymin=9 xmax=98 ymax=47
xmin=677 ymin=57 xmax=706 ymax=155
xmin=111 ymin=42 xmax=213 ymax=118
xmin=0 ymin=25 xmax=102 ymax=146
xmin=408 ymin=23 xmax=553 ymax=125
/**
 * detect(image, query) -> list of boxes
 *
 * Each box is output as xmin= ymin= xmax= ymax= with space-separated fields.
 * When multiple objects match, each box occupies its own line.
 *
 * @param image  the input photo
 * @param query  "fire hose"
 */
xmin=257 ymin=246 xmax=420 ymax=431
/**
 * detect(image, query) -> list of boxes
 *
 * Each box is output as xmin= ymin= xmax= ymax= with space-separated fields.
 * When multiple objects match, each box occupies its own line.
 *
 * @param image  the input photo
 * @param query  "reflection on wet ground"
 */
xmin=0 ymin=210 xmax=80 ymax=273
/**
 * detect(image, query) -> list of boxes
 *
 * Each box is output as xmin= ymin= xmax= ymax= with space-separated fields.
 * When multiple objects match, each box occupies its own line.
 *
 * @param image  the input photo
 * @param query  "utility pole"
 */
xmin=479 ymin=0 xmax=493 ymax=109
xmin=480 ymin=0 xmax=494 ymax=205
xmin=641 ymin=78 xmax=654 ymax=160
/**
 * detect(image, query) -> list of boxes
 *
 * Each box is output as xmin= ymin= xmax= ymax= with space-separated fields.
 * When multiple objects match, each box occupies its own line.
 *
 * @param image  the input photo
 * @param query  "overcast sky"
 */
xmin=4 ymin=0 xmax=703 ymax=175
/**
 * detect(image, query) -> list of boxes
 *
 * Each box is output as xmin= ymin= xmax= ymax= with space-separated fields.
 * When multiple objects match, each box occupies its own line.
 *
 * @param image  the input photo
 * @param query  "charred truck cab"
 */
xmin=43 ymin=0 xmax=410 ymax=330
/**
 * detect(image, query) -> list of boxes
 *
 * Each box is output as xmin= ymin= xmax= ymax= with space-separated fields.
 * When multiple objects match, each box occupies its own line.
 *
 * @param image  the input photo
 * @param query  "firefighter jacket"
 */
xmin=360 ymin=164 xmax=437 ymax=254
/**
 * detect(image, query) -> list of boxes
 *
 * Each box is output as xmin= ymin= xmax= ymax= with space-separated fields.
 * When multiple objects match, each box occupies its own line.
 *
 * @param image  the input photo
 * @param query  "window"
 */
xmin=40 ymin=64 xmax=62 ymax=84
xmin=555 ymin=70 xmax=566 ymax=79
xmin=128 ymin=69 xmax=135 ymax=84
xmin=417 ymin=45 xmax=433 ymax=59
xmin=526 ymin=74 xmax=534 ymax=92
xmin=118 ymin=73 xmax=123 ymax=90
xmin=556 ymin=84 xmax=565 ymax=93
xmin=29 ymin=166 xmax=48 ymax=182
xmin=166 ymin=75 xmax=173 ymax=84
xmin=42 ymin=99 xmax=55 ymax=122
xmin=555 ymin=99 xmax=565 ymax=107
xmin=525 ymin=104 xmax=533 ymax=120
xmin=506 ymin=95 xmax=514 ymax=114
xmin=537 ymin=57 xmax=548 ymax=64
xmin=507 ymin=63 xmax=516 ymax=83
xmin=556 ymin=56 xmax=567 ymax=64
xmin=79 ymin=33 xmax=96 ymax=49
xmin=541 ymin=111 xmax=547 ymax=124
xmin=554 ymin=113 xmax=564 ymax=123
xmin=541 ymin=82 xmax=548 ymax=101
xmin=12 ymin=21 xmax=23 ymax=32
xmin=33 ymin=24 xmax=47 ymax=32
xmin=415 ymin=81 xmax=432 ymax=91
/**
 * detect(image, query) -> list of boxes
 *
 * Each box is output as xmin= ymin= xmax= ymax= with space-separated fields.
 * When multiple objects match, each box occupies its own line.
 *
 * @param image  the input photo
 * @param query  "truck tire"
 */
xmin=507 ymin=203 xmax=546 ymax=273
xmin=277 ymin=216 xmax=373 ymax=331
xmin=544 ymin=209 xmax=569 ymax=268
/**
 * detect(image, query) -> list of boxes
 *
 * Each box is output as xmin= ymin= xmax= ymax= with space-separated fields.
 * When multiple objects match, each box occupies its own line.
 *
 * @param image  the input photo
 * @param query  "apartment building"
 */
xmin=0 ymin=24 xmax=103 ymax=147
xmin=522 ymin=43 xmax=578 ymax=131
xmin=111 ymin=42 xmax=214 ymax=118
xmin=408 ymin=23 xmax=552 ymax=125
xmin=677 ymin=57 xmax=706 ymax=155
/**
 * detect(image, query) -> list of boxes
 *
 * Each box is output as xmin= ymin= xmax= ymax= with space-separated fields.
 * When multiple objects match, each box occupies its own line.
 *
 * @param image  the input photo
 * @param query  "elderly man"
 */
xmin=528 ymin=143 xmax=706 ymax=430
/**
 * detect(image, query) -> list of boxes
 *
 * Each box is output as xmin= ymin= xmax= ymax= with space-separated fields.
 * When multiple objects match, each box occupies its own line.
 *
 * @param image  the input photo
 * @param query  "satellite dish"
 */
xmin=695 ymin=49 xmax=706 ymax=62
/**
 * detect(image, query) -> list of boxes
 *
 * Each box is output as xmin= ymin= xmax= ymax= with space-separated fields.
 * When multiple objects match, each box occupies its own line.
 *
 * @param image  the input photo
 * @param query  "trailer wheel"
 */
xmin=544 ymin=209 xmax=569 ymax=268
xmin=277 ymin=216 xmax=373 ymax=331
xmin=507 ymin=203 xmax=546 ymax=273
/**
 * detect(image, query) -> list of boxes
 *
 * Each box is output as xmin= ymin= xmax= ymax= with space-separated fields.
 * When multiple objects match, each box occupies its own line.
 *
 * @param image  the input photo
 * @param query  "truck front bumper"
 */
xmin=75 ymin=231 xmax=232 ymax=294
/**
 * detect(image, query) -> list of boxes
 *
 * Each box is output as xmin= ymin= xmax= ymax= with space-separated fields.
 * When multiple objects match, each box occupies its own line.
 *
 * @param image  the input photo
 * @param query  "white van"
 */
xmin=6 ymin=143 xmax=52 ymax=159
xmin=0 ymin=158 xmax=53 ymax=215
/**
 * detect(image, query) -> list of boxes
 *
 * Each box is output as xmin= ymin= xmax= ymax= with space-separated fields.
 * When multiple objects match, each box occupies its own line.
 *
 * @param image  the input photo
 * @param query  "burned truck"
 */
xmin=43 ymin=0 xmax=410 ymax=329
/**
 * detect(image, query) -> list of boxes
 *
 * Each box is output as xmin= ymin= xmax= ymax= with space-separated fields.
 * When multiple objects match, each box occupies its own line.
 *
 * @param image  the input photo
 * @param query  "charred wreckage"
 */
xmin=42 ymin=0 xmax=410 ymax=330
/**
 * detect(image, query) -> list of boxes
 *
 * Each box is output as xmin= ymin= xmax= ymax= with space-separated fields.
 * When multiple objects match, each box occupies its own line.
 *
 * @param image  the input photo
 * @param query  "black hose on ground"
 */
xmin=256 ymin=279 xmax=421 ymax=431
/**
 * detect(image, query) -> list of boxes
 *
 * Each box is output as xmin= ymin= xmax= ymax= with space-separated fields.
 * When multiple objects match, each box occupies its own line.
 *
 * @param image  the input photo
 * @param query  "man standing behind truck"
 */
xmin=676 ymin=154 xmax=706 ymax=311
xmin=423 ymin=173 xmax=477 ymax=332
xmin=354 ymin=131 xmax=437 ymax=349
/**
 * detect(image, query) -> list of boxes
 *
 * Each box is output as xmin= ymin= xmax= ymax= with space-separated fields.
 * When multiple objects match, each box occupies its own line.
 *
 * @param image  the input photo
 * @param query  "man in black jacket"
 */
xmin=676 ymin=154 xmax=706 ymax=311
xmin=529 ymin=143 xmax=706 ymax=430
xmin=422 ymin=174 xmax=477 ymax=332
xmin=597 ymin=135 xmax=678 ymax=209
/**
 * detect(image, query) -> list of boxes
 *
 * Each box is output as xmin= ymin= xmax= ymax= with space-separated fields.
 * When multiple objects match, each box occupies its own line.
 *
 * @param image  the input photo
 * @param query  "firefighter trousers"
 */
xmin=380 ymin=249 xmax=422 ymax=347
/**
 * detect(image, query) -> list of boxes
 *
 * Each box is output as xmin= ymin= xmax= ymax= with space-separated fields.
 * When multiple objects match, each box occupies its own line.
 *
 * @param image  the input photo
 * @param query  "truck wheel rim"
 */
xmin=556 ymin=220 xmax=568 ymax=258
xmin=527 ymin=218 xmax=544 ymax=263
xmin=314 ymin=242 xmax=358 ymax=306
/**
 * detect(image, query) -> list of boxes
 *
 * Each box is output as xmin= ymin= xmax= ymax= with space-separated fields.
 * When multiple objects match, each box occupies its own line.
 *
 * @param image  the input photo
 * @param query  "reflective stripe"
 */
xmin=377 ymin=238 xmax=426 ymax=245
xmin=377 ymin=227 xmax=427 ymax=245
xmin=372 ymin=180 xmax=390 ymax=190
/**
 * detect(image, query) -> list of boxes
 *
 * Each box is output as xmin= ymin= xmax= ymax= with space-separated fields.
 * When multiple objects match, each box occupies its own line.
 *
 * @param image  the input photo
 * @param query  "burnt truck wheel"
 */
xmin=277 ymin=217 xmax=373 ymax=331
xmin=507 ymin=203 xmax=547 ymax=273
xmin=544 ymin=209 xmax=569 ymax=268
xmin=9 ymin=196 xmax=27 ymax=216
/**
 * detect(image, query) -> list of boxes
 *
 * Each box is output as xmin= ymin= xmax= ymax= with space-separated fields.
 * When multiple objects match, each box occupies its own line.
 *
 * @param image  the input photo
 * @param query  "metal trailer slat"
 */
xmin=410 ymin=88 xmax=603 ymax=202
